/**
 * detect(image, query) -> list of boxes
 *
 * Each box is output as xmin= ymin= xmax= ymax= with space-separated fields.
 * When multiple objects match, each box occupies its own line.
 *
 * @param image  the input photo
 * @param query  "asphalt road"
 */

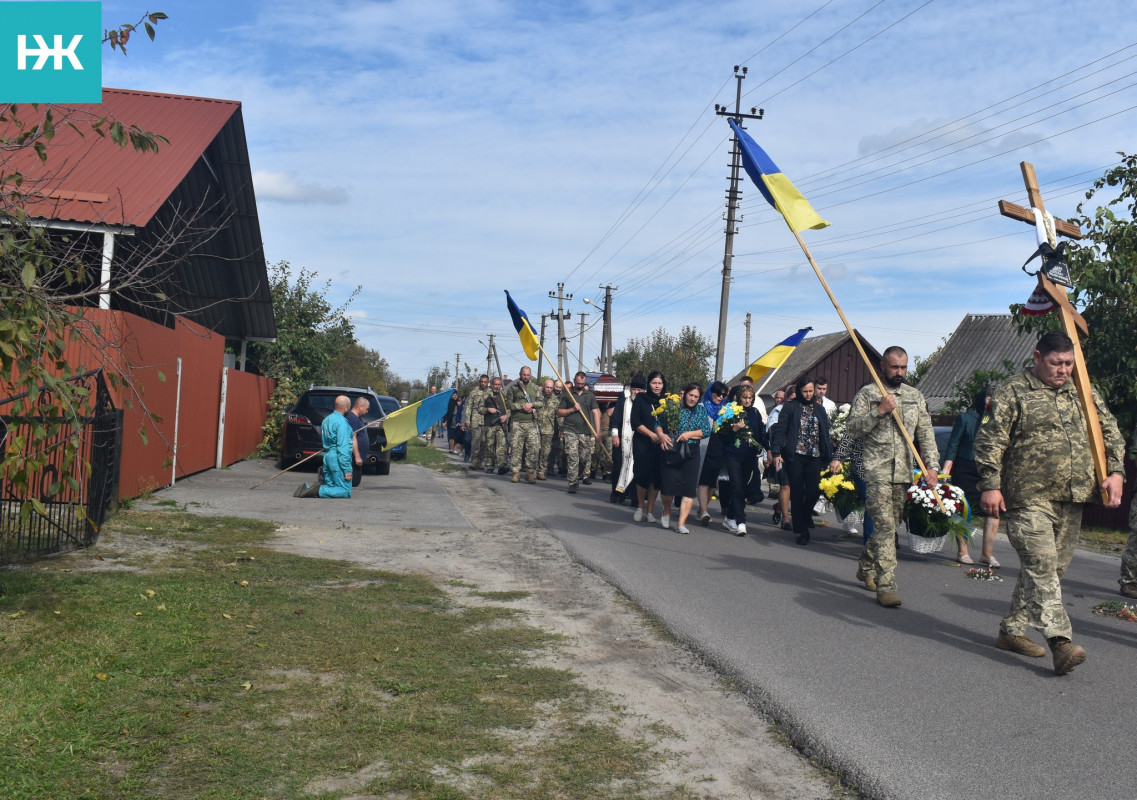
xmin=155 ymin=447 xmax=1136 ymax=800
xmin=472 ymin=456 xmax=1136 ymax=800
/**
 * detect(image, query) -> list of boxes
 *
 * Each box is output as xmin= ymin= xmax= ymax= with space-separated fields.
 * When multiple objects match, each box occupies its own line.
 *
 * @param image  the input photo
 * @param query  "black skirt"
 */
xmin=632 ymin=432 xmax=661 ymax=489
xmin=661 ymin=449 xmax=700 ymax=497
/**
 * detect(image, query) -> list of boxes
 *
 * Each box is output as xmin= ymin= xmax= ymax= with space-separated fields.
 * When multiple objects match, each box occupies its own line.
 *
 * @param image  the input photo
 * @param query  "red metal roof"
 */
xmin=3 ymin=88 xmax=240 ymax=228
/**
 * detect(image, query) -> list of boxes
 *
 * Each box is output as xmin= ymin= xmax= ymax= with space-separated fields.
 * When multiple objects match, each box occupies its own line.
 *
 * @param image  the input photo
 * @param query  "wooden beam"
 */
xmin=997 ymin=200 xmax=1083 ymax=240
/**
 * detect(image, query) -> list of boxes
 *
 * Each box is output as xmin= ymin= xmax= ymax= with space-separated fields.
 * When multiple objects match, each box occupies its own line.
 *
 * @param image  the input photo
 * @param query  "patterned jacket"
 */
xmin=535 ymin=393 xmax=558 ymax=436
xmin=466 ymin=387 xmax=488 ymax=429
xmin=847 ymin=381 xmax=939 ymax=485
xmin=974 ymin=369 xmax=1125 ymax=507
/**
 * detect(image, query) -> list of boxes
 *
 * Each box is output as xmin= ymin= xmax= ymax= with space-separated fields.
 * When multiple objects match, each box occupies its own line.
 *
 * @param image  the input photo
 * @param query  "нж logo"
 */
xmin=18 ymin=34 xmax=86 ymax=71
xmin=2 ymin=2 xmax=101 ymax=102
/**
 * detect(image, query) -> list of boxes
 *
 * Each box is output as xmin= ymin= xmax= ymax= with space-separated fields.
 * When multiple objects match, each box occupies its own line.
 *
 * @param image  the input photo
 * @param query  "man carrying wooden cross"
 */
xmin=975 ymin=332 xmax=1126 ymax=675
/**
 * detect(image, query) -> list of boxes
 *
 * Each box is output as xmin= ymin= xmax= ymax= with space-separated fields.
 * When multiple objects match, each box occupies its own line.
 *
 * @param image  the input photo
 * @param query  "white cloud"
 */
xmin=252 ymin=170 xmax=348 ymax=205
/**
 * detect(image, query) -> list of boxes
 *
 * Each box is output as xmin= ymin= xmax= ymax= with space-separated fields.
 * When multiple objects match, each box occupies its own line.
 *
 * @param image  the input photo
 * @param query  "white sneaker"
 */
xmin=676 ymin=525 xmax=690 ymax=534
xmin=646 ymin=513 xmax=658 ymax=524
xmin=633 ymin=508 xmax=643 ymax=523
xmin=736 ymin=523 xmax=747 ymax=536
xmin=660 ymin=515 xmax=670 ymax=530
xmin=723 ymin=518 xmax=738 ymax=533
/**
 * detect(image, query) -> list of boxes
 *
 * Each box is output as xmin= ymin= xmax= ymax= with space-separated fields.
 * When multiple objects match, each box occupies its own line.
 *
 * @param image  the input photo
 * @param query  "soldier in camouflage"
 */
xmin=1120 ymin=435 xmax=1137 ymax=599
xmin=557 ymin=371 xmax=602 ymax=493
xmin=975 ymin=331 xmax=1125 ymax=675
xmin=534 ymin=378 xmax=558 ymax=480
xmin=483 ymin=376 xmax=510 ymax=474
xmin=506 ymin=366 xmax=541 ymax=483
xmin=466 ymin=375 xmax=490 ymax=470
xmin=847 ymin=346 xmax=940 ymax=609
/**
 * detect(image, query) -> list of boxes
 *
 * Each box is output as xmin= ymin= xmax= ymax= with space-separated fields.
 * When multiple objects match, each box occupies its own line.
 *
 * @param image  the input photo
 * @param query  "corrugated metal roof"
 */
xmin=916 ymin=314 xmax=1035 ymax=412
xmin=5 ymin=88 xmax=239 ymax=227
xmin=2 ymin=88 xmax=275 ymax=341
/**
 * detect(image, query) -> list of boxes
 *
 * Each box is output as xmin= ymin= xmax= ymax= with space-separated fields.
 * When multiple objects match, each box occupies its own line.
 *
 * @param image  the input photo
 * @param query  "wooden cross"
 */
xmin=999 ymin=161 xmax=1108 ymax=502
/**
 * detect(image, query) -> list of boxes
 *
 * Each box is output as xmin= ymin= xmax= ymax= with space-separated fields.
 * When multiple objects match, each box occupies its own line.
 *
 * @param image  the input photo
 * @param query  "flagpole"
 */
xmin=534 ymin=341 xmax=613 ymax=466
xmin=789 ymin=226 xmax=944 ymax=507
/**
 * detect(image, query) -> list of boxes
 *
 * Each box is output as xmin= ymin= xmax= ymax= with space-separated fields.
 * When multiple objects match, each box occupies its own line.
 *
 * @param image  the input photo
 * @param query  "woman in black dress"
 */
xmin=631 ymin=371 xmax=669 ymax=523
xmin=659 ymin=383 xmax=712 ymax=534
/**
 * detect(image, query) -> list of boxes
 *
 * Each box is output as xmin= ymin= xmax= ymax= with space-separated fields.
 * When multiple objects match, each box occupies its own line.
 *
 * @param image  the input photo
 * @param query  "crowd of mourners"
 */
xmin=433 ymin=332 xmax=1137 ymax=677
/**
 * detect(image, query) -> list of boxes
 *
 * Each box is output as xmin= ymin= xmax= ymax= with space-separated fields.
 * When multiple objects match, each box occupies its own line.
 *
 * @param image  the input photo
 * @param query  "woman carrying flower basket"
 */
xmin=942 ymin=388 xmax=1000 ymax=567
xmin=771 ymin=376 xmax=831 ymax=545
xmin=719 ymin=385 xmax=765 ymax=535
xmin=658 ymin=383 xmax=712 ymax=533
xmin=630 ymin=371 xmax=669 ymax=523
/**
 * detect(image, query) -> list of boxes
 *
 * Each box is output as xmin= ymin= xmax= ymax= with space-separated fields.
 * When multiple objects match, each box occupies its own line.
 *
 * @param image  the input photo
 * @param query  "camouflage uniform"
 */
xmin=506 ymin=379 xmax=541 ymax=480
xmin=559 ymin=387 xmax=600 ymax=487
xmin=483 ymin=389 xmax=509 ymax=470
xmin=847 ymin=381 xmax=939 ymax=598
xmin=535 ymin=393 xmax=558 ymax=479
xmin=975 ymin=369 xmax=1125 ymax=640
xmin=466 ymin=385 xmax=488 ymax=469
xmin=1122 ymin=434 xmax=1137 ymax=591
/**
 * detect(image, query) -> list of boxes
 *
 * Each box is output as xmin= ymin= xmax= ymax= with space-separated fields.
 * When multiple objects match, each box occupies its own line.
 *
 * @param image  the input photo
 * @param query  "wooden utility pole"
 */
xmin=577 ymin=313 xmax=588 ymax=373
xmin=600 ymin=284 xmax=616 ymax=374
xmin=998 ymin=161 xmax=1107 ymax=502
xmin=712 ymin=66 xmax=763 ymax=381
xmin=536 ymin=314 xmax=548 ymax=381
xmin=744 ymin=311 xmax=751 ymax=371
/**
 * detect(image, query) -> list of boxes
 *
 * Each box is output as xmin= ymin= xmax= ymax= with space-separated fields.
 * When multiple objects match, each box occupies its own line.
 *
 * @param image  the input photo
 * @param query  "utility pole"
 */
xmin=744 ymin=312 xmax=751 ymax=370
xmin=548 ymin=283 xmax=572 ymax=379
xmin=536 ymin=314 xmax=548 ymax=381
xmin=588 ymin=284 xmax=617 ymax=374
xmin=577 ymin=313 xmax=588 ymax=373
xmin=454 ymin=352 xmax=460 ymax=388
xmin=713 ymin=66 xmax=763 ymax=381
xmin=485 ymin=334 xmax=494 ymax=379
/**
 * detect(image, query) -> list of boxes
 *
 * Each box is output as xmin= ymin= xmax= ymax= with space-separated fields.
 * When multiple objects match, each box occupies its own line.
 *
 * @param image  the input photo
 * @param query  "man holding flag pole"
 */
xmin=505 ymin=291 xmax=611 ymax=491
xmin=725 ymin=117 xmax=945 ymax=605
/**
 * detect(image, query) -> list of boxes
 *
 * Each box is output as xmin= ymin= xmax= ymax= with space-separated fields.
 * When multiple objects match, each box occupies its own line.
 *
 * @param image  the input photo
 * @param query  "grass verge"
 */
xmin=0 ymin=509 xmax=685 ymax=800
xmin=402 ymin=437 xmax=464 ymax=472
xmin=1079 ymin=525 xmax=1129 ymax=556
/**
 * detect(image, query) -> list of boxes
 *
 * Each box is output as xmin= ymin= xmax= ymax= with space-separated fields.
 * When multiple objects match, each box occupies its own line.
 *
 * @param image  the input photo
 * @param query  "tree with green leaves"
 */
xmin=1012 ymin=152 xmax=1137 ymax=434
xmin=0 ymin=12 xmax=168 ymax=518
xmin=326 ymin=342 xmax=391 ymax=394
xmin=612 ymin=326 xmax=715 ymax=390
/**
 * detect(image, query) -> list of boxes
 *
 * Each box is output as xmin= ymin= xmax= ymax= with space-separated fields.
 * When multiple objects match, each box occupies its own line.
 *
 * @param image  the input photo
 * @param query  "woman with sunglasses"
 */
xmin=695 ymin=381 xmax=730 ymax=525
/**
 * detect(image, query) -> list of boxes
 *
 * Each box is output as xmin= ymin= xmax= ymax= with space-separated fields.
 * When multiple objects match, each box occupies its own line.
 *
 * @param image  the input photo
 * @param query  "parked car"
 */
xmin=281 ymin=386 xmax=393 ymax=475
xmin=374 ymin=394 xmax=408 ymax=460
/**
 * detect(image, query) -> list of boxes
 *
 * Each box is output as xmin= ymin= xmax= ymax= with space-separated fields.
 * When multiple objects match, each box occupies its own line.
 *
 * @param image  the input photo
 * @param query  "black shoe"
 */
xmin=771 ymin=510 xmax=782 ymax=525
xmin=497 ymin=466 xmax=509 ymax=475
xmin=781 ymin=522 xmax=793 ymax=531
xmin=796 ymin=531 xmax=810 ymax=545
xmin=582 ymin=477 xmax=593 ymax=485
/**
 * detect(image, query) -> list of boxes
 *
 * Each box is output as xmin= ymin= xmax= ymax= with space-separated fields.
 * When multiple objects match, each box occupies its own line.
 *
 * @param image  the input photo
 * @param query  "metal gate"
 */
xmin=0 ymin=369 xmax=121 ymax=564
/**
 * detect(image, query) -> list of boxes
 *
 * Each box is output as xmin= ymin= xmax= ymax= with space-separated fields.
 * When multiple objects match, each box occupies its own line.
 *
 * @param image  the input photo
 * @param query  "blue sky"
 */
xmin=95 ymin=0 xmax=1137 ymax=383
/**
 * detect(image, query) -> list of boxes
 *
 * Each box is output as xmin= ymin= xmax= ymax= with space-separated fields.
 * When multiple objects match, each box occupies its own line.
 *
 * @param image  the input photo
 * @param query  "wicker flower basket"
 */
xmin=906 ymin=515 xmax=947 ymax=553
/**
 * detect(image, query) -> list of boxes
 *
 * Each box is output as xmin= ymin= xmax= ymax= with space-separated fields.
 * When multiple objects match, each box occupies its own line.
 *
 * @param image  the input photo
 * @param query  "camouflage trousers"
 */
xmin=1121 ymin=495 xmax=1137 ymax=588
xmin=484 ymin=426 xmax=508 ymax=469
xmin=538 ymin=433 xmax=554 ymax=477
xmin=510 ymin=424 xmax=541 ymax=475
xmin=857 ymin=482 xmax=907 ymax=595
xmin=564 ymin=432 xmax=594 ymax=485
xmin=1001 ymin=500 xmax=1082 ymax=641
xmin=469 ymin=424 xmax=487 ymax=467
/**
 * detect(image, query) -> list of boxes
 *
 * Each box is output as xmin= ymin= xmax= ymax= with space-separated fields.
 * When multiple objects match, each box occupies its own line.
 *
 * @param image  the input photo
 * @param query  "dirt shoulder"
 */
xmin=142 ymin=459 xmax=844 ymax=799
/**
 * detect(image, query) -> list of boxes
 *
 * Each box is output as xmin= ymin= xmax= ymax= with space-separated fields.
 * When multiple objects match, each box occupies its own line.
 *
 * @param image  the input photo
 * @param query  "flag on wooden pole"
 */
xmin=745 ymin=327 xmax=812 ymax=384
xmin=505 ymin=291 xmax=540 ymax=361
xmin=728 ymin=118 xmax=830 ymax=233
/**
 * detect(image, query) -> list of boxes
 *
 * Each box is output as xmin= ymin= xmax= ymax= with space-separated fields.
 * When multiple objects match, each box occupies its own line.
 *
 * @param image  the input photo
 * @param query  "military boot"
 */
xmin=1048 ymin=637 xmax=1087 ymax=675
xmin=511 ymin=471 xmax=521 ymax=483
xmin=876 ymin=591 xmax=902 ymax=608
xmin=526 ymin=471 xmax=537 ymax=484
xmin=995 ymin=631 xmax=1046 ymax=658
xmin=855 ymin=569 xmax=876 ymax=592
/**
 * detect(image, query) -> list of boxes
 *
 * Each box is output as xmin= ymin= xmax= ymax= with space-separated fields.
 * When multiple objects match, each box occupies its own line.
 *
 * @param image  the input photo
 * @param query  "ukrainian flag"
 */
xmin=746 ymin=327 xmax=812 ymax=384
xmin=728 ymin=119 xmax=830 ymax=233
xmin=505 ymin=290 xmax=540 ymax=361
xmin=380 ymin=389 xmax=455 ymax=451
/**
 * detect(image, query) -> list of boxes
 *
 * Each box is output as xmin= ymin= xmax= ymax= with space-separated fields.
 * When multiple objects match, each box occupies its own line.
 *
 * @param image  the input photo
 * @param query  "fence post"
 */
xmin=215 ymin=367 xmax=229 ymax=469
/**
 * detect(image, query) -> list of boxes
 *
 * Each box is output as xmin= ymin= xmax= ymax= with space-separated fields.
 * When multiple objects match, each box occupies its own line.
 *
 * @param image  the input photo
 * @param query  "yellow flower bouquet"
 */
xmin=818 ymin=463 xmax=863 ymax=519
xmin=651 ymin=392 xmax=683 ymax=433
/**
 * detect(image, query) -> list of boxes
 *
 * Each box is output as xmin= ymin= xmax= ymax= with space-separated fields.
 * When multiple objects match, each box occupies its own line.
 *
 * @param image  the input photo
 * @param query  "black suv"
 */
xmin=281 ymin=387 xmax=393 ymax=475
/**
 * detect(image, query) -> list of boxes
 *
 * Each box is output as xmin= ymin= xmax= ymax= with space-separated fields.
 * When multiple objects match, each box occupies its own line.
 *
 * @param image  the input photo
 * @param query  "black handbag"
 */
xmin=663 ymin=439 xmax=698 ymax=465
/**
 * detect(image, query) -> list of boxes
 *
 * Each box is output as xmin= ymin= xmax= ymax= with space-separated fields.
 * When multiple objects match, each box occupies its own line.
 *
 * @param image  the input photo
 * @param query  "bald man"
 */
xmin=295 ymin=395 xmax=354 ymax=499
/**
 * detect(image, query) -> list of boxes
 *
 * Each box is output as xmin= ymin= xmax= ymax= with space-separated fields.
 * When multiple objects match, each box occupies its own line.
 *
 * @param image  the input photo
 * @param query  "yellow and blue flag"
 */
xmin=380 ymin=389 xmax=455 ymax=451
xmin=505 ymin=290 xmax=540 ymax=361
xmin=728 ymin=119 xmax=830 ymax=233
xmin=746 ymin=327 xmax=812 ymax=384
